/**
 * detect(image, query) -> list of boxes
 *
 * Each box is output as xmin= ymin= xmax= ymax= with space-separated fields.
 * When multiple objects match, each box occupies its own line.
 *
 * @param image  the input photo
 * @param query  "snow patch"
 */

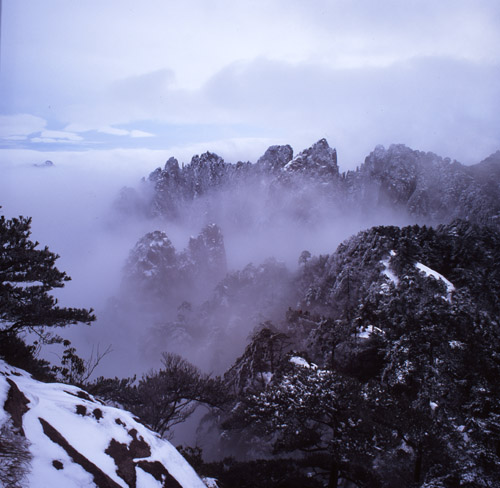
xmin=289 ymin=356 xmax=317 ymax=370
xmin=415 ymin=262 xmax=455 ymax=302
xmin=203 ymin=477 xmax=220 ymax=487
xmin=260 ymin=372 xmax=274 ymax=385
xmin=357 ymin=325 xmax=385 ymax=339
xmin=3 ymin=281 xmax=45 ymax=288
xmin=380 ymin=251 xmax=399 ymax=290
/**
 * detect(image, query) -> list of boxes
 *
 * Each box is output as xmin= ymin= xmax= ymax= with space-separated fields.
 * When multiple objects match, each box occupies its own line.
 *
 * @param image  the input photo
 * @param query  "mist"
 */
xmin=0 ymin=141 xmax=416 ymax=381
xmin=1 ymin=0 xmax=499 ymax=382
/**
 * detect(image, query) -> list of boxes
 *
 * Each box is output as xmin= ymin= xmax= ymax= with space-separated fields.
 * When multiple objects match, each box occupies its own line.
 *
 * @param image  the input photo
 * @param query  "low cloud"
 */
xmin=97 ymin=126 xmax=131 ymax=136
xmin=130 ymin=130 xmax=154 ymax=138
xmin=0 ymin=114 xmax=47 ymax=139
xmin=38 ymin=130 xmax=83 ymax=142
xmin=66 ymin=124 xmax=155 ymax=139
xmin=2 ymin=55 xmax=499 ymax=166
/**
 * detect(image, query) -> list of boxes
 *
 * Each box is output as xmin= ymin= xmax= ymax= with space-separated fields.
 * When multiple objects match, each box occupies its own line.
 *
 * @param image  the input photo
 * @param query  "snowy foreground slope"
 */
xmin=0 ymin=360 xmax=207 ymax=488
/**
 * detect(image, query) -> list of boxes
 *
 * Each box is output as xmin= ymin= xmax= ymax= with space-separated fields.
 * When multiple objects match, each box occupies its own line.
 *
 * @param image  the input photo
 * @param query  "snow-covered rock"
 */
xmin=415 ymin=262 xmax=455 ymax=302
xmin=284 ymin=138 xmax=339 ymax=178
xmin=380 ymin=250 xmax=399 ymax=290
xmin=0 ymin=360 xmax=206 ymax=488
xmin=256 ymin=144 xmax=293 ymax=172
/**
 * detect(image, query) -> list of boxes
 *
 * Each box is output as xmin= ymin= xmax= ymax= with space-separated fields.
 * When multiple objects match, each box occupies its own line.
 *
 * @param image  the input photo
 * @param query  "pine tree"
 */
xmin=0 ymin=214 xmax=95 ymax=340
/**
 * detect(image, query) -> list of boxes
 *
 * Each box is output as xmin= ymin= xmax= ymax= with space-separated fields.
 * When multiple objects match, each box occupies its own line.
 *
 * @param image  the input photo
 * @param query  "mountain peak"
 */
xmin=164 ymin=156 xmax=180 ymax=174
xmin=284 ymin=138 xmax=338 ymax=176
xmin=257 ymin=144 xmax=294 ymax=171
xmin=191 ymin=152 xmax=225 ymax=167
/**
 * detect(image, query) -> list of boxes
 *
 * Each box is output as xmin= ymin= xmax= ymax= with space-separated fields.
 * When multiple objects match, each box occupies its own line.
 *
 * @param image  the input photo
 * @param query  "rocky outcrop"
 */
xmin=34 ymin=160 xmax=55 ymax=168
xmin=256 ymin=144 xmax=293 ymax=172
xmin=349 ymin=144 xmax=500 ymax=225
xmin=123 ymin=224 xmax=227 ymax=307
xmin=283 ymin=138 xmax=338 ymax=178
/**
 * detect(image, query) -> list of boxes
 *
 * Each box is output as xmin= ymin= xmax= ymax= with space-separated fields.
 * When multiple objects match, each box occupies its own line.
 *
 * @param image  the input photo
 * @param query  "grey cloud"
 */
xmin=109 ymin=69 xmax=176 ymax=101
xmin=3 ymin=54 xmax=499 ymax=168
xmin=202 ymin=57 xmax=500 ymax=165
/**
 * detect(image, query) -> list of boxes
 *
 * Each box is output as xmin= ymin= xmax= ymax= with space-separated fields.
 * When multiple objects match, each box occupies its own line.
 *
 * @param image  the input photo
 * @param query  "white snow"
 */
xmin=357 ymin=325 xmax=385 ymax=339
xmin=289 ymin=356 xmax=317 ymax=370
xmin=415 ymin=262 xmax=455 ymax=302
xmin=202 ymin=477 xmax=219 ymax=488
xmin=380 ymin=251 xmax=399 ymax=289
xmin=0 ymin=360 xmax=206 ymax=488
xmin=0 ymin=372 xmax=9 ymax=425
xmin=260 ymin=372 xmax=274 ymax=385
xmin=136 ymin=467 xmax=162 ymax=488
xmin=3 ymin=280 xmax=45 ymax=288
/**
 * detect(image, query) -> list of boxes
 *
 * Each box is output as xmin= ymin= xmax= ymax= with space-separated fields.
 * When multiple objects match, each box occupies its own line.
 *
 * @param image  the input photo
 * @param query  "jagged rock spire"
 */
xmin=256 ymin=145 xmax=293 ymax=172
xmin=284 ymin=139 xmax=338 ymax=176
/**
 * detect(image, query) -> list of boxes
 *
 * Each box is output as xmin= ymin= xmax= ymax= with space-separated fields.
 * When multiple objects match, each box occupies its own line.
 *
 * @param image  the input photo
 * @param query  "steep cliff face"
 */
xmin=256 ymin=144 xmax=293 ymax=172
xmin=349 ymin=144 xmax=500 ymax=225
xmin=0 ymin=360 xmax=206 ymax=488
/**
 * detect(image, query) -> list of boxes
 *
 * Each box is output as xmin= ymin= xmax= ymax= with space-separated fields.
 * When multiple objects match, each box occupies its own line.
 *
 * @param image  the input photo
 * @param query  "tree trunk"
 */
xmin=328 ymin=459 xmax=339 ymax=488
xmin=414 ymin=443 xmax=423 ymax=484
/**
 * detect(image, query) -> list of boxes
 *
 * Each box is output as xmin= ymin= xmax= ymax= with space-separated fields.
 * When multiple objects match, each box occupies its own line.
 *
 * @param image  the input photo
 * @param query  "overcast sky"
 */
xmin=1 ymin=0 xmax=499 ymax=168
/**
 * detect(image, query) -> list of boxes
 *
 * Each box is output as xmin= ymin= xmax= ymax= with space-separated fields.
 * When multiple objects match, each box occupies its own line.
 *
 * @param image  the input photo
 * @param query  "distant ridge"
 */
xmin=116 ymin=140 xmax=500 ymax=229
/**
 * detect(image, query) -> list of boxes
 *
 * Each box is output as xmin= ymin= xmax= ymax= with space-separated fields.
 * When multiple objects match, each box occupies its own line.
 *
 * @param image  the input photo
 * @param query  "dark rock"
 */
xmin=76 ymin=390 xmax=92 ymax=401
xmin=104 ymin=430 xmax=151 ymax=487
xmin=34 ymin=160 xmax=54 ymax=168
xmin=75 ymin=405 xmax=87 ymax=416
xmin=39 ymin=417 xmax=122 ymax=488
xmin=137 ymin=460 xmax=183 ymax=488
xmin=256 ymin=145 xmax=293 ymax=172
xmin=164 ymin=157 xmax=180 ymax=175
xmin=4 ymin=379 xmax=30 ymax=435
xmin=128 ymin=429 xmax=151 ymax=458
xmin=105 ymin=439 xmax=137 ymax=487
